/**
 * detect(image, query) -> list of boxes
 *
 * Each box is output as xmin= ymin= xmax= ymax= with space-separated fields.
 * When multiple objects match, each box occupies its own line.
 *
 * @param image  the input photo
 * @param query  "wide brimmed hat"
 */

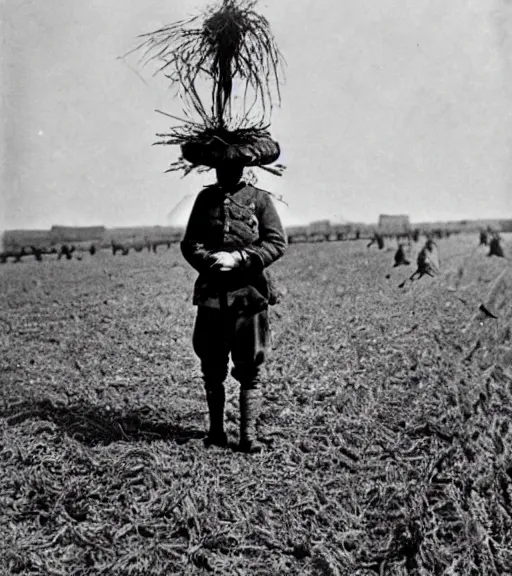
xmin=181 ymin=131 xmax=280 ymax=168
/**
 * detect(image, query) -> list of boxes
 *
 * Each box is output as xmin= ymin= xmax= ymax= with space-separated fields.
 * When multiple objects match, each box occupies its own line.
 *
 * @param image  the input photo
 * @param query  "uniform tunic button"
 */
xmin=224 ymin=223 xmax=230 ymax=232
xmin=224 ymin=198 xmax=230 ymax=204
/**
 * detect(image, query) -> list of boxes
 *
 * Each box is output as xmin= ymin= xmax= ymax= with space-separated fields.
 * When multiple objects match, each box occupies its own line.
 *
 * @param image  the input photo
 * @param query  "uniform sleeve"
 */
xmin=243 ymin=192 xmax=287 ymax=272
xmin=180 ymin=193 xmax=215 ymax=273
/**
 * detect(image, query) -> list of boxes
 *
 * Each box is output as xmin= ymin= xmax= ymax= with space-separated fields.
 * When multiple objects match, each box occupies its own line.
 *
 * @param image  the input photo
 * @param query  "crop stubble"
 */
xmin=0 ymin=236 xmax=511 ymax=575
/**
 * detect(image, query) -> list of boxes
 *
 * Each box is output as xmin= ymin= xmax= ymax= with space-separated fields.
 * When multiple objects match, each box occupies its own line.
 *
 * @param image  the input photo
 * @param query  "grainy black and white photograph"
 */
xmin=1 ymin=0 xmax=512 ymax=574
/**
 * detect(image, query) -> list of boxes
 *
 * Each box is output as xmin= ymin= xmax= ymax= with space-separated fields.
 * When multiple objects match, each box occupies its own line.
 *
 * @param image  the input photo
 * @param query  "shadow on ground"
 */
xmin=1 ymin=398 xmax=205 ymax=446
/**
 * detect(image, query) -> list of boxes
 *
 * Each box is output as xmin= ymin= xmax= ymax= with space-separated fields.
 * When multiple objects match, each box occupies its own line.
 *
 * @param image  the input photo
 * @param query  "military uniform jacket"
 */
xmin=180 ymin=182 xmax=287 ymax=314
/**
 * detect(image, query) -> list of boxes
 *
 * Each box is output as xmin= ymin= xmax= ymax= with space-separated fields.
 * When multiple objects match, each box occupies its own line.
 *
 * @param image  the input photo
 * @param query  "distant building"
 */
xmin=308 ymin=220 xmax=332 ymax=241
xmin=50 ymin=225 xmax=106 ymax=243
xmin=2 ymin=229 xmax=52 ymax=250
xmin=378 ymin=214 xmax=410 ymax=235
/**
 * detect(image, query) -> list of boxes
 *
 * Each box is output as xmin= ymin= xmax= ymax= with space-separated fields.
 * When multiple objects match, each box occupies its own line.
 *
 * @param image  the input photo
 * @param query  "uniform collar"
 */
xmin=219 ymin=181 xmax=247 ymax=195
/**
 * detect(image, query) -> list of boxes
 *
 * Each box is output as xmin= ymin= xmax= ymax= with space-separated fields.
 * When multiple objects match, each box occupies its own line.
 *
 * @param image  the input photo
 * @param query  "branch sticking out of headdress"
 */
xmin=130 ymin=0 xmax=284 ymax=129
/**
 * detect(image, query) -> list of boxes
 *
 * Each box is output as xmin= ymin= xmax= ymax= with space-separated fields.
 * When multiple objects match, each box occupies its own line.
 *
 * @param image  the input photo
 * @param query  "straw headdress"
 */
xmin=129 ymin=0 xmax=285 ymax=177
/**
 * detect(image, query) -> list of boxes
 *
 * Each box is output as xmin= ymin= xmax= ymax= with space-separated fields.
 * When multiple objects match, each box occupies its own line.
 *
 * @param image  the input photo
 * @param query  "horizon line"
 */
xmin=1 ymin=215 xmax=511 ymax=234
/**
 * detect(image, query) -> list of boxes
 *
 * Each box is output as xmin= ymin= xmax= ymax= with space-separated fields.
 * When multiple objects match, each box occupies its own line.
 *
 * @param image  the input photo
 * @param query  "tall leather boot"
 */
xmin=239 ymin=387 xmax=263 ymax=454
xmin=204 ymin=385 xmax=227 ymax=447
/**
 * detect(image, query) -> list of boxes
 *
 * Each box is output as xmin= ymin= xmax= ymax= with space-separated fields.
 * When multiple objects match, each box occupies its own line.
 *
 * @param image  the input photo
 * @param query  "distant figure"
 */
xmin=399 ymin=239 xmax=440 ymax=287
xmin=111 ymin=240 xmax=129 ymax=256
xmin=89 ymin=244 xmax=97 ymax=256
xmin=355 ymin=229 xmax=361 ymax=240
xmin=15 ymin=247 xmax=28 ymax=263
xmin=413 ymin=239 xmax=440 ymax=279
xmin=367 ymin=232 xmax=385 ymax=250
xmin=58 ymin=245 xmax=75 ymax=260
xmin=412 ymin=229 xmax=420 ymax=243
xmin=393 ymin=243 xmax=410 ymax=267
xmin=488 ymin=233 xmax=504 ymax=258
xmin=31 ymin=246 xmax=43 ymax=262
xmin=479 ymin=230 xmax=488 ymax=246
xmin=1 ymin=249 xmax=19 ymax=264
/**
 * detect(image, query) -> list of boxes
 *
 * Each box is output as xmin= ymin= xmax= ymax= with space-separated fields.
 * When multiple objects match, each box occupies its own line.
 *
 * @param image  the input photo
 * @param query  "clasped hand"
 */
xmin=210 ymin=251 xmax=242 ymax=271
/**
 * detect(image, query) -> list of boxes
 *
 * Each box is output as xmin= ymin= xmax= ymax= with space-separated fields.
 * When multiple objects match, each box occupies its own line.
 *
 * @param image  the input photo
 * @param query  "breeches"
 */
xmin=192 ymin=305 xmax=270 ymax=389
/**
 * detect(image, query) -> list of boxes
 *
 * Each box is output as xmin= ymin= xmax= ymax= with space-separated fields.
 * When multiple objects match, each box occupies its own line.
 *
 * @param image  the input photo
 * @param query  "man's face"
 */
xmin=216 ymin=164 xmax=244 ymax=190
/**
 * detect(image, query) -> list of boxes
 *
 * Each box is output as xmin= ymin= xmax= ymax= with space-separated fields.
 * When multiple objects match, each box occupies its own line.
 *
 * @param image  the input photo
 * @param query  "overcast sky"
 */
xmin=1 ymin=0 xmax=512 ymax=230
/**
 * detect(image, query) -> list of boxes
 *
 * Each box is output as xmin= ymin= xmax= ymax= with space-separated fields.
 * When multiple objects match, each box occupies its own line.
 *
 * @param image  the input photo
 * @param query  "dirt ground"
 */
xmin=1 ymin=234 xmax=511 ymax=575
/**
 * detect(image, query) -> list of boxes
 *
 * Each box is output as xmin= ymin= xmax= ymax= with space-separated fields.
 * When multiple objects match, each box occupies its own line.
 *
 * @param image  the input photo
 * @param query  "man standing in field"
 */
xmin=181 ymin=162 xmax=286 ymax=453
xmin=133 ymin=0 xmax=287 ymax=451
